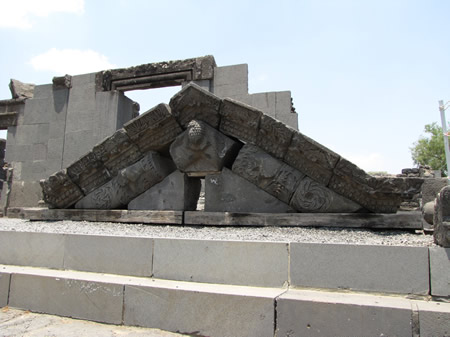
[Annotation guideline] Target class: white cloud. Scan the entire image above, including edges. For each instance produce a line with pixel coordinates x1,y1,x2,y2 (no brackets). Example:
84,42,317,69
29,48,116,75
0,0,84,29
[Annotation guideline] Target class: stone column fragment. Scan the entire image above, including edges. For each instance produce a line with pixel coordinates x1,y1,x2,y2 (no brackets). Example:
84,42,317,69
169,120,241,177
232,144,305,205
92,129,143,177
75,152,175,209
284,132,340,186
66,151,111,195
434,186,450,247
219,98,262,144
123,103,182,153
256,115,294,159
169,83,221,129
40,170,84,208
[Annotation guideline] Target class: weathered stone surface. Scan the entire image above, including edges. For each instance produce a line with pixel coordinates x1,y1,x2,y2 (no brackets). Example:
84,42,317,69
205,168,294,213
52,75,72,89
170,120,241,176
123,103,182,153
422,178,448,205
9,79,35,99
329,157,401,213
434,185,450,247
256,114,294,159
429,247,450,296
219,98,262,144
92,129,142,177
169,83,221,128
66,151,111,195
128,170,201,211
284,131,340,186
290,177,363,213
0,272,9,307
75,152,175,209
415,300,450,337
40,170,84,208
232,144,304,204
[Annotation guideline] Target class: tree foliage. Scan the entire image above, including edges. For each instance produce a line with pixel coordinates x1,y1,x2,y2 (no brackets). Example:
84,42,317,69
411,122,447,175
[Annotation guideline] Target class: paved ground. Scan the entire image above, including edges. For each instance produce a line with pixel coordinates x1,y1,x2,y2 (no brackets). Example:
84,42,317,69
0,307,189,337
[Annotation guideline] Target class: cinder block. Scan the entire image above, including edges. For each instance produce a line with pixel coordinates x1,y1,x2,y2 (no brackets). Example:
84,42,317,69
124,280,280,337
276,289,413,337
9,273,123,324
0,231,64,269
290,243,429,295
153,238,289,287
64,234,153,277
415,300,450,337
430,247,450,297
0,272,10,307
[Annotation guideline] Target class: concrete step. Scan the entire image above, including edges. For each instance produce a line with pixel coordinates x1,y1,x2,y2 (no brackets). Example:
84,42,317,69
1,265,449,337
0,230,448,297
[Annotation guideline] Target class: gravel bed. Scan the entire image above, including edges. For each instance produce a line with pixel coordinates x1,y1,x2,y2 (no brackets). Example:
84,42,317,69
0,218,435,247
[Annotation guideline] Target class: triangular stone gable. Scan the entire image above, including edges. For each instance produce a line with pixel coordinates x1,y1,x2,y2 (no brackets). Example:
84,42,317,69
41,83,422,213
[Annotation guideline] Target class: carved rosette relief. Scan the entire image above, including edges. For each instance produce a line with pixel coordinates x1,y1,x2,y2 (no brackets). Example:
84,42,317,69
290,178,332,212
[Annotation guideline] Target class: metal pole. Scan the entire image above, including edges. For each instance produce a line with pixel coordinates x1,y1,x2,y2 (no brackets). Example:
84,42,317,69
439,100,450,184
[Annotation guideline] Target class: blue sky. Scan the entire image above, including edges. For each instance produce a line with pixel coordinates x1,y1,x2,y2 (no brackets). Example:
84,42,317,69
0,0,449,174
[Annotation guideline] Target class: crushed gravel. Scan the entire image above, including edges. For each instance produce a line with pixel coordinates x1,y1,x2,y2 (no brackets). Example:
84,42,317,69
0,218,435,247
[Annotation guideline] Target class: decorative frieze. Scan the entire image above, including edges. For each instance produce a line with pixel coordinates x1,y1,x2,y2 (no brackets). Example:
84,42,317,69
256,115,294,159
40,170,84,208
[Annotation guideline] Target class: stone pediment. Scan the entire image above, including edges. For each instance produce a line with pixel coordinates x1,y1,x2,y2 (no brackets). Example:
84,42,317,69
40,83,422,213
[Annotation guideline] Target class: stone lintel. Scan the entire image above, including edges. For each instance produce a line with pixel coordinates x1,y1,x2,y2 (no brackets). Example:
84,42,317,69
256,114,294,159
169,83,221,129
40,170,84,209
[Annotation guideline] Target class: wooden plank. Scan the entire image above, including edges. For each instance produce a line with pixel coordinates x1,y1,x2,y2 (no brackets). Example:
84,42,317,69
184,211,423,229
7,208,183,225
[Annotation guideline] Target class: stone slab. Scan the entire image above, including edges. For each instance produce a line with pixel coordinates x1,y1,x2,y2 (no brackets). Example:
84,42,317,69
184,211,424,228
124,281,280,337
429,247,450,297
212,64,249,99
204,168,294,213
8,272,123,324
0,272,10,307
128,170,201,211
0,231,64,269
414,300,450,337
152,238,288,287
256,114,294,159
290,242,429,294
64,235,153,277
276,289,413,337
7,208,183,224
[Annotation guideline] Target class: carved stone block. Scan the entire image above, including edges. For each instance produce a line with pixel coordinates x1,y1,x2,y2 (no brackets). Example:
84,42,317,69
40,170,84,209
290,177,362,213
92,129,143,177
66,151,111,195
434,186,450,247
284,132,340,186
123,103,182,153
169,120,241,177
256,115,294,159
9,79,35,99
52,75,72,89
75,152,175,209
128,170,201,211
169,83,221,129
329,158,401,213
205,168,294,213
219,98,262,144
232,144,304,204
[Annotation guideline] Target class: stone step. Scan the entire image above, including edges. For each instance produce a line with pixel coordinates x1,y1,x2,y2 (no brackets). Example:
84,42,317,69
0,230,447,297
1,265,449,337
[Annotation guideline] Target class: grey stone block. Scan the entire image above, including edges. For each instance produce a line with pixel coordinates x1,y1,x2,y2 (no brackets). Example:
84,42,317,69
205,168,294,213
32,84,53,99
276,289,413,337
62,130,95,168
212,64,248,99
124,281,279,337
434,186,450,247
41,169,84,209
429,247,450,297
0,231,64,269
280,112,298,130
256,114,294,159
153,238,288,287
9,273,123,324
128,170,201,211
290,243,429,294
275,91,292,118
64,234,153,276
7,180,43,207
415,300,450,337
0,272,10,307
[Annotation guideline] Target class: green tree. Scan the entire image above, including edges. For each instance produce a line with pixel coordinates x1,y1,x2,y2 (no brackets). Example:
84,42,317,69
411,122,447,175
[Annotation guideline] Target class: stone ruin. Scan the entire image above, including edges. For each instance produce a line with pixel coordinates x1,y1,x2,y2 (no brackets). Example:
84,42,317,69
2,55,449,246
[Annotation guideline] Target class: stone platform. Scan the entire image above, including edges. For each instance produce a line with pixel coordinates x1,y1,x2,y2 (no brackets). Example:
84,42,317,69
0,223,449,337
